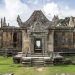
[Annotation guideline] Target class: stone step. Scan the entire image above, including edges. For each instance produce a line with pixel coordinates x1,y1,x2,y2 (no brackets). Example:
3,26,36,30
32,60,44,63
32,59,44,62
22,59,53,66
32,62,44,66
31,54,49,57
21,55,53,66
22,61,31,64
32,63,44,65
44,61,53,64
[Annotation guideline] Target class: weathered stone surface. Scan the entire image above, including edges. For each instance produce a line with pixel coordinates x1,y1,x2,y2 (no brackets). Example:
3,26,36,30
22,30,29,53
48,31,54,52
69,16,74,27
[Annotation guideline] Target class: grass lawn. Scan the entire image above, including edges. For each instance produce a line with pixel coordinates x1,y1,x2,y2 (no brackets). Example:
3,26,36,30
0,56,75,75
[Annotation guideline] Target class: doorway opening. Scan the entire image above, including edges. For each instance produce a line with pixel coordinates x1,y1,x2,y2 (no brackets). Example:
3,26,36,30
34,38,42,53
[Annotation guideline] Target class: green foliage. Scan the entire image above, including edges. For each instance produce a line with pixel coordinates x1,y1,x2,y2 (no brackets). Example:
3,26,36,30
0,56,75,75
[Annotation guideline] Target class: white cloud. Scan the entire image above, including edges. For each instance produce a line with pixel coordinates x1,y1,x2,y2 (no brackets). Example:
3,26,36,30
43,3,59,17
27,0,38,5
43,2,75,20
0,0,32,26
1,0,75,26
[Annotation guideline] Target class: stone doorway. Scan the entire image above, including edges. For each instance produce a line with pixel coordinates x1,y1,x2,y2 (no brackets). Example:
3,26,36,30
34,38,42,53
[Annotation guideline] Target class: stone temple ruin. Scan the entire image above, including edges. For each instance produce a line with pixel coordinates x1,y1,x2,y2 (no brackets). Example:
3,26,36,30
0,10,75,66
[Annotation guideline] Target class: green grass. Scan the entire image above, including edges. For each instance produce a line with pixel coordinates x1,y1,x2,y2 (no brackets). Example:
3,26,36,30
0,56,75,75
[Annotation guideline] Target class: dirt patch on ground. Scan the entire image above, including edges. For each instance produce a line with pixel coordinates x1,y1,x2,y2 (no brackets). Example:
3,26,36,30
36,67,44,72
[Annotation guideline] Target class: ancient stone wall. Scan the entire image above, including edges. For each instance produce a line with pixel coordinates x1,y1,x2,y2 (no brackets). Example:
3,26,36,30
54,31,74,51
3,31,12,48
2,30,22,49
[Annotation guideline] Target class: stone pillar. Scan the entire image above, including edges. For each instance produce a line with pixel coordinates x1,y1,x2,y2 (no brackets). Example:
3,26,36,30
42,37,45,54
8,32,12,48
22,30,29,53
29,36,34,54
44,34,48,54
0,30,2,48
48,31,54,52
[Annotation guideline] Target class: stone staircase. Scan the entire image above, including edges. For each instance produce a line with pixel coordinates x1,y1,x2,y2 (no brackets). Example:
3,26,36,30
21,53,53,66
31,57,44,66
13,52,64,66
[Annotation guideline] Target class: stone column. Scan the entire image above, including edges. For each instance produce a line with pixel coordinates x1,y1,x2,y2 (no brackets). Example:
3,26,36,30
29,35,34,54
22,30,29,53
0,30,2,48
48,31,54,52
42,37,45,54
44,33,48,54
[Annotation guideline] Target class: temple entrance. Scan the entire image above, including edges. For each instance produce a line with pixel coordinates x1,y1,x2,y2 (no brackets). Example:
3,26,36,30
34,38,42,53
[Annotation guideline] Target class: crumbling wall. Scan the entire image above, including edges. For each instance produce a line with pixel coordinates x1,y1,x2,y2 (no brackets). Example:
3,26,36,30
54,31,74,52
3,31,12,48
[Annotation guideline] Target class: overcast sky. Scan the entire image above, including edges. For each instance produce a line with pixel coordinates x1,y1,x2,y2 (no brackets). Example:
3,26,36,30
0,0,75,26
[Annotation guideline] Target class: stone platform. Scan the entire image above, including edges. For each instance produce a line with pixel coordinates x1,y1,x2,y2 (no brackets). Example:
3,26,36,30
21,56,53,66
13,52,64,66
